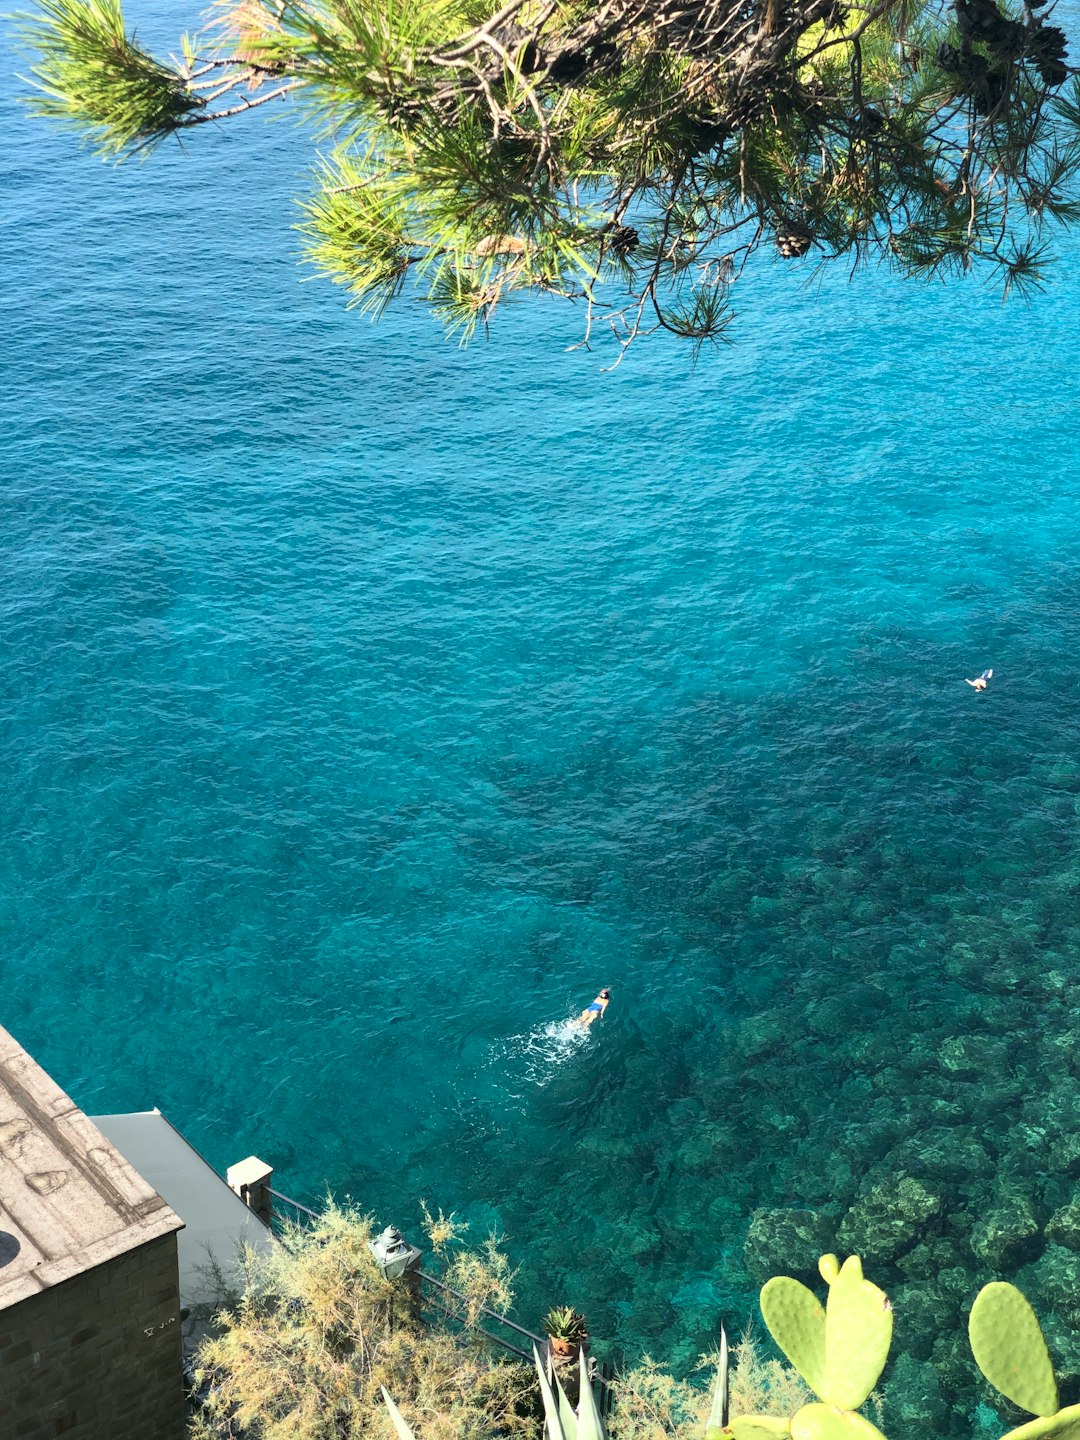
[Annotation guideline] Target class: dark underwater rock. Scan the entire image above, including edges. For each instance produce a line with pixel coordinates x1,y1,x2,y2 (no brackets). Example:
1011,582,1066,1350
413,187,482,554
1027,1244,1080,1327
938,1033,1013,1080
629,1295,679,1337
806,984,889,1038
884,1351,948,1432
922,1097,965,1126
1042,1080,1080,1140
969,1189,1043,1270
894,1235,967,1282
992,1120,1055,1177
1040,1312,1080,1408
930,1329,982,1408
838,1175,943,1264
731,1012,788,1060
886,1127,994,1185
892,1279,962,1361
743,1206,837,1284
967,1083,1027,1133
1047,1200,1080,1251
1047,1133,1080,1180
677,1121,742,1175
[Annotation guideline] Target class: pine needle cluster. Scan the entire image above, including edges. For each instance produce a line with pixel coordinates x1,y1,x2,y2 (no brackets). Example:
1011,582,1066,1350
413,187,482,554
17,0,1080,354
21,0,204,155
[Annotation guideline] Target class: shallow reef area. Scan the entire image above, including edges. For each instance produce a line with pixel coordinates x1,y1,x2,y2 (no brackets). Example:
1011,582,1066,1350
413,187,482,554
7,10,1080,1436
545,748,1080,1437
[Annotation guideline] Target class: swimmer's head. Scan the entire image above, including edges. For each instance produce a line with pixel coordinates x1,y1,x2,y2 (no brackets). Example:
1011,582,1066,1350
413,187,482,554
600,988,611,998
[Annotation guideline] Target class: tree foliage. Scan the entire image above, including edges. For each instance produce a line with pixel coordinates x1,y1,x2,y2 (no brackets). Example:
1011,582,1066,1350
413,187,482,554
187,1204,534,1440
17,0,1080,356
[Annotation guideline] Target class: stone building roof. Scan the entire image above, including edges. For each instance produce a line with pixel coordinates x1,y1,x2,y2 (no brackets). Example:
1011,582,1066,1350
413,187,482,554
91,1109,273,1310
0,1025,183,1310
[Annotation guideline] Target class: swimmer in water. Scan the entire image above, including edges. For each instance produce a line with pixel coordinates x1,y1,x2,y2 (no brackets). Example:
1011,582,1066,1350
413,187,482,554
578,988,611,1027
965,669,993,691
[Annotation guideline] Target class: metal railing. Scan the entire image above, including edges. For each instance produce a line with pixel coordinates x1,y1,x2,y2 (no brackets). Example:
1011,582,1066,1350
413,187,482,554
262,1185,614,1412
267,1187,320,1226
419,1268,545,1361
265,1188,542,1360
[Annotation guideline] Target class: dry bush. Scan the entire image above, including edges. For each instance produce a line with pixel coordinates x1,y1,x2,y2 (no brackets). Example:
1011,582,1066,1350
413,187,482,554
442,1235,515,1329
727,1329,812,1420
420,1201,468,1258
610,1356,712,1440
611,1329,811,1440
189,1202,534,1440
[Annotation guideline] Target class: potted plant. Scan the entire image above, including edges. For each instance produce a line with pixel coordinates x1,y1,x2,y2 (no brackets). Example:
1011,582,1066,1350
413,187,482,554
543,1306,589,1361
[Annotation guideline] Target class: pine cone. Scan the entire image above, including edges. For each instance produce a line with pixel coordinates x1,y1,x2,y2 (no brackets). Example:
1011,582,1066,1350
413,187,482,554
775,220,813,258
1030,24,1068,86
609,225,639,255
956,0,1006,42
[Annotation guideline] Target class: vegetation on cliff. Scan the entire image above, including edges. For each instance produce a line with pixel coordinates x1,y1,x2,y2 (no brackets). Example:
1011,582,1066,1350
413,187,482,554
18,0,1080,356
184,1198,1080,1440
187,1204,532,1440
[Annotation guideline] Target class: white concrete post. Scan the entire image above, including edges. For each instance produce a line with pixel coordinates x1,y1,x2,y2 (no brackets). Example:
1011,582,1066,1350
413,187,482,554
226,1156,274,1226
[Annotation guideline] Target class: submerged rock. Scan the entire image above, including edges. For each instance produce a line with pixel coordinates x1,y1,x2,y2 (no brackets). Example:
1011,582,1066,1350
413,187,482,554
892,1279,963,1362
838,1175,943,1264
1046,1132,1080,1179
969,1189,1043,1270
884,1351,948,1432
1046,1200,1080,1251
894,1236,968,1282
938,1033,1013,1080
1027,1244,1080,1328
743,1207,837,1285
1042,1080,1080,1140
931,1330,982,1410
1041,1311,1080,1407
886,1128,994,1185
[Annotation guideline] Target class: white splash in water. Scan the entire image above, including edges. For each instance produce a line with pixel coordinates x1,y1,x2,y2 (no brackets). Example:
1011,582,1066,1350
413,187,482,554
489,1017,591,1091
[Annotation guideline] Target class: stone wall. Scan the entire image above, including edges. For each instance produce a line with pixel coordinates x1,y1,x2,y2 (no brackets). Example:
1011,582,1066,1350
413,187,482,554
0,1232,184,1440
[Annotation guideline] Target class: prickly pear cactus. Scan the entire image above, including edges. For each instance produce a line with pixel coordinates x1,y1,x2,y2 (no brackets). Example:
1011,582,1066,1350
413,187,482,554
969,1282,1058,1418
759,1256,890,1413
1001,1406,1080,1440
760,1276,828,1397
725,1420,792,1440
822,1256,893,1409
789,1404,887,1440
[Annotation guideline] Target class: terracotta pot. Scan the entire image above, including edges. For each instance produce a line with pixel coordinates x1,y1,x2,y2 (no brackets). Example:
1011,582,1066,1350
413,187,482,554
548,1334,588,1362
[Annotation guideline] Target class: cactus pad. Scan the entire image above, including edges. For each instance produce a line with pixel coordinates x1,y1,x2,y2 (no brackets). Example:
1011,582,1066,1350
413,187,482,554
969,1282,1058,1417
723,1419,792,1439
821,1256,892,1409
760,1276,828,1396
1002,1404,1080,1440
818,1255,840,1285
790,1403,888,1440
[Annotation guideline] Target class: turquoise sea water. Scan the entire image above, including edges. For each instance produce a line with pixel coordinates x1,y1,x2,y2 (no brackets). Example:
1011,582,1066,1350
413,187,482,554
6,5,1080,1429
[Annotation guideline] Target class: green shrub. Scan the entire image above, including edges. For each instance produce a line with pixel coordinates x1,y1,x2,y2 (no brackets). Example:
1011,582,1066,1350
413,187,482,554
189,1203,534,1440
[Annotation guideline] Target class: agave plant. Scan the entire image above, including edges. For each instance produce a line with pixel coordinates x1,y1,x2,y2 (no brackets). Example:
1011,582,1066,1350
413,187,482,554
706,1324,730,1437
535,1346,608,1440
380,1345,608,1440
544,1307,589,1345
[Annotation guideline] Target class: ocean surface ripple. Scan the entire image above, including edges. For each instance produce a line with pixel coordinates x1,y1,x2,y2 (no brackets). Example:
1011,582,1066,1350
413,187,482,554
5,4,1080,1429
